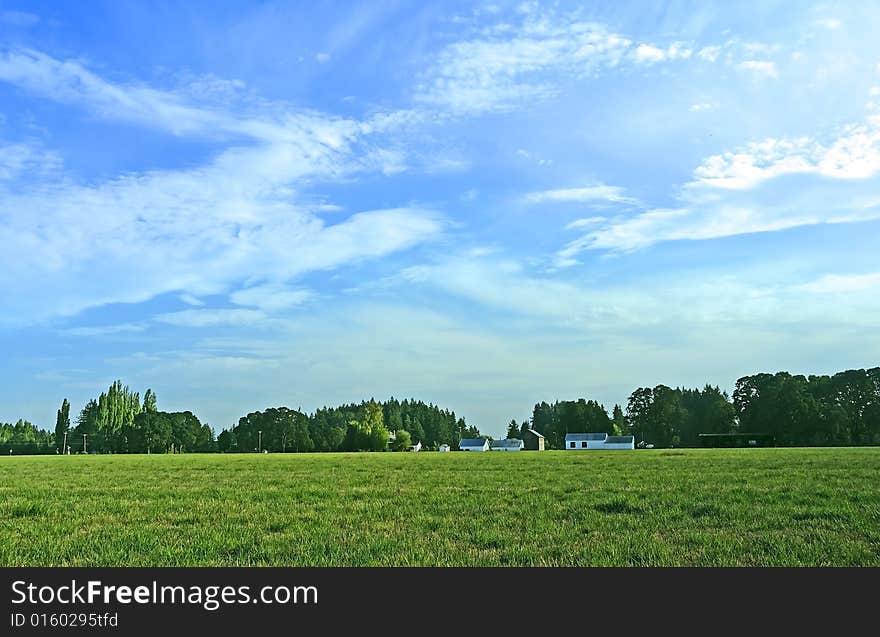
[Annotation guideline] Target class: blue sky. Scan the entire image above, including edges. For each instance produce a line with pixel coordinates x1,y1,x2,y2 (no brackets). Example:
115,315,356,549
1,1,879,437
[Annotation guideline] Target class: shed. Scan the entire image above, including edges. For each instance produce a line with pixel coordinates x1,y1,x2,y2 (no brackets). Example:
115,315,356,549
438,444,451,452
459,438,490,452
523,428,545,451
408,441,422,452
490,438,524,451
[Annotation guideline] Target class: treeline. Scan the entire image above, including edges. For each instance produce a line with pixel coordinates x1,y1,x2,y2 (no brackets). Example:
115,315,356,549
3,382,479,454
527,367,880,448
219,397,478,453
4,367,878,455
0,420,55,455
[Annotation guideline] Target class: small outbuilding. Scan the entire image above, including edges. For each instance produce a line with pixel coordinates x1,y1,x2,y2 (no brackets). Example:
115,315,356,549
490,438,524,451
438,443,451,452
459,438,490,452
602,435,635,450
408,441,422,452
523,428,545,451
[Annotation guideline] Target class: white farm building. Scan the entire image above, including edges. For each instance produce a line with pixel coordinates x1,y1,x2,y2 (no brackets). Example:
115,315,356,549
490,438,524,451
459,438,490,452
565,433,635,450
438,444,451,452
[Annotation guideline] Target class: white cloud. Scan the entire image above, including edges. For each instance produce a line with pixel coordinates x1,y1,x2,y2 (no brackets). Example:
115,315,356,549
229,284,313,311
689,101,719,112
737,60,778,78
689,125,880,190
633,44,666,64
179,294,205,307
155,309,267,328
800,272,880,293
63,323,147,337
315,52,331,63
633,42,691,65
554,108,880,257
0,140,61,180
565,216,607,230
697,46,721,62
415,11,634,113
524,184,637,206
813,18,842,30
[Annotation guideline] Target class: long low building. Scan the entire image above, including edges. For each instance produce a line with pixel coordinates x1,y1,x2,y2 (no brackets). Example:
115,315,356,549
565,433,635,450
490,438,524,451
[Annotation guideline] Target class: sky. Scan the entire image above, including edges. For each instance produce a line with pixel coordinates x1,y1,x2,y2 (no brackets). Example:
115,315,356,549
1,1,879,438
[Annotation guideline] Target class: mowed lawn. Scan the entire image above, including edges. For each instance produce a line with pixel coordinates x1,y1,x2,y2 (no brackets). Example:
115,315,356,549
1,448,878,566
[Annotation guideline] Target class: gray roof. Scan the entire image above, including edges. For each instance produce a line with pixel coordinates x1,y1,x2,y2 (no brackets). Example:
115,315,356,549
459,438,488,447
605,435,635,444
525,428,544,438
565,433,607,441
491,438,523,448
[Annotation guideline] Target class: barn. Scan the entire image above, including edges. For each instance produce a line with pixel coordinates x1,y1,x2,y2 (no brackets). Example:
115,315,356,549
523,428,545,451
459,438,490,452
565,433,635,450
490,438,524,451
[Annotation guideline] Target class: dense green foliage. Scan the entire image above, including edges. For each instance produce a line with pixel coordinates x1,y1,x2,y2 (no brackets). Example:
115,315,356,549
219,397,472,453
733,369,880,446
1,449,878,566
0,420,54,455
528,367,880,448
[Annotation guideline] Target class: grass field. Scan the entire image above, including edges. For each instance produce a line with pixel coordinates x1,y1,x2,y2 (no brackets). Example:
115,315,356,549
1,448,878,566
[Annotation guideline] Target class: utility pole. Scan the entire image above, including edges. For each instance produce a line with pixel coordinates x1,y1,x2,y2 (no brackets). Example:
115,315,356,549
258,430,262,453
82,433,87,454
62,429,69,456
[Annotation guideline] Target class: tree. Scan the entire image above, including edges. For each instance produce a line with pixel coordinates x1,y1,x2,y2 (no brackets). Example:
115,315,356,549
391,429,411,451
55,398,70,452
143,389,158,414
506,419,520,439
612,404,627,436
345,400,389,451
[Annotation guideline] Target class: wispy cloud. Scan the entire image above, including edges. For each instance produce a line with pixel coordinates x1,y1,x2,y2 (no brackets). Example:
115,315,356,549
737,60,778,79
799,272,880,293
632,42,692,65
524,184,638,206
553,100,880,257
415,9,636,114
229,284,313,311
0,50,445,324
0,10,38,27
155,309,268,328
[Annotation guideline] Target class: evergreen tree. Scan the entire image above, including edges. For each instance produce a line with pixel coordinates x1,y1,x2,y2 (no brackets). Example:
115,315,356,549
55,398,70,452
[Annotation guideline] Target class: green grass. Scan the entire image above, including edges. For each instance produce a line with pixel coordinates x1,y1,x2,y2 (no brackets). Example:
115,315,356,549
1,448,878,566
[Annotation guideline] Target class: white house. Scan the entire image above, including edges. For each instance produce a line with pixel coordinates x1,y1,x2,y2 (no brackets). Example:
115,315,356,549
408,441,422,452
438,444,451,452
490,438,524,451
459,438,490,452
565,433,635,450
